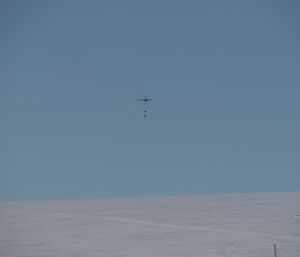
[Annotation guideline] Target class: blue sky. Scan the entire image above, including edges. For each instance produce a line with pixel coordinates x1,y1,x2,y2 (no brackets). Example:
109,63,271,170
1,0,300,201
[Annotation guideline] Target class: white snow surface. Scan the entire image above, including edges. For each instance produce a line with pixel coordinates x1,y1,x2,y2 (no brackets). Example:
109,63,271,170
0,192,299,257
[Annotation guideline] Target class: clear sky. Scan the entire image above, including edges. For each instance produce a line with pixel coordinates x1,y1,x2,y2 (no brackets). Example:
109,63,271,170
1,0,300,201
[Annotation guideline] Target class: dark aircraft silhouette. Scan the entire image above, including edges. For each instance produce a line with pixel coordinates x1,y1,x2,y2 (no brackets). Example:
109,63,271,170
138,97,153,118
138,97,153,102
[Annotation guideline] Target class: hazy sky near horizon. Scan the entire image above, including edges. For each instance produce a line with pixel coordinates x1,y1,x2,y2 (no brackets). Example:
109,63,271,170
1,0,300,201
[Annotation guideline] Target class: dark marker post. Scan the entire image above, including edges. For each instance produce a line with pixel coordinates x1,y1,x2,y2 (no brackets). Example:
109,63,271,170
273,244,277,257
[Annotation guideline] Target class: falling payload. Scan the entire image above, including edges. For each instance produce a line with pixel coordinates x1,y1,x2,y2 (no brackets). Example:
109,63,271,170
138,97,153,118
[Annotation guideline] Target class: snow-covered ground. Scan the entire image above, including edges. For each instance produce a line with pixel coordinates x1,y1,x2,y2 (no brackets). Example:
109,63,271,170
0,192,299,257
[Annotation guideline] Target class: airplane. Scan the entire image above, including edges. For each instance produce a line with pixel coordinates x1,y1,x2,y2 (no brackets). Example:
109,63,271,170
137,97,153,102
137,97,153,118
